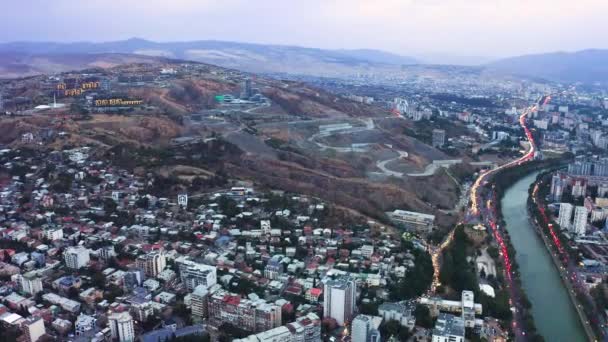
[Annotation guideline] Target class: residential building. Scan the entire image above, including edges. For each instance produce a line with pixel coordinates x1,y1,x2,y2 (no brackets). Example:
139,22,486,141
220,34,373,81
352,315,371,342
20,272,43,295
75,314,97,336
431,313,465,342
558,203,574,230
191,285,209,322
432,129,446,148
23,316,46,342
572,206,588,236
176,257,217,291
550,173,568,202
136,251,166,277
572,178,587,198
109,312,135,342
44,228,63,241
64,246,90,269
208,290,282,333
378,301,416,330
323,275,357,325
234,313,321,342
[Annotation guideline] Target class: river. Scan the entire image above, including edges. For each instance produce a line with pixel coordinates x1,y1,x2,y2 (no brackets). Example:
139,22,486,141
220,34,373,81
501,171,587,342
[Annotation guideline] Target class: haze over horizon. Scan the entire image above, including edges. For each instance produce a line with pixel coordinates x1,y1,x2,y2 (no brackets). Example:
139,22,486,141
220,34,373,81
1,0,607,60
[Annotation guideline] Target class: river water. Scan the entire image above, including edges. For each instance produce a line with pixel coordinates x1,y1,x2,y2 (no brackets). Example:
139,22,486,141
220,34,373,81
501,172,587,342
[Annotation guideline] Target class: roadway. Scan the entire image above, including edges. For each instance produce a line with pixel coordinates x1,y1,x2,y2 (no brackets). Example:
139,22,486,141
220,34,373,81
428,97,547,340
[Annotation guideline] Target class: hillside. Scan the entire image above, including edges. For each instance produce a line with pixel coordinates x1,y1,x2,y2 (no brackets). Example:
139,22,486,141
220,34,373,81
0,52,167,78
487,49,608,84
0,38,417,77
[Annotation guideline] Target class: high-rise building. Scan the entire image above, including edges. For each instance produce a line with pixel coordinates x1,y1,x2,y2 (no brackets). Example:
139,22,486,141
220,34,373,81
191,285,209,322
558,203,574,230
136,251,166,277
108,312,135,342
20,272,43,295
432,129,446,148
572,206,588,236
241,78,252,99
23,316,46,342
352,315,372,342
550,173,568,202
64,246,90,269
176,257,217,291
323,275,357,326
572,178,587,198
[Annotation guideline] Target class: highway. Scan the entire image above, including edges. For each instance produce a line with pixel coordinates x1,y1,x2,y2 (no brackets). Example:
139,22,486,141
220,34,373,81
428,97,547,340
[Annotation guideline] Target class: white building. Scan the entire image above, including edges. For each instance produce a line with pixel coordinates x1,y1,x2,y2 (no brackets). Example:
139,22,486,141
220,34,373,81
323,275,356,325
572,206,588,236
378,301,416,330
388,209,435,233
75,314,97,336
20,272,43,295
558,203,574,230
176,256,217,291
136,251,166,277
572,179,587,198
63,246,90,269
351,315,381,342
191,285,209,322
432,313,464,342
23,316,46,342
44,228,63,241
108,312,135,342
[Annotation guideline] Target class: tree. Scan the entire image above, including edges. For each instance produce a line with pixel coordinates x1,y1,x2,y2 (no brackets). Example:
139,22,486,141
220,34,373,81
414,305,433,329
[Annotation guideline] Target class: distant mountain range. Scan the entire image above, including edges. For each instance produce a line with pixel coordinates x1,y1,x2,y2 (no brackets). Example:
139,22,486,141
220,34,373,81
0,52,166,79
0,38,606,84
0,38,418,77
486,49,608,84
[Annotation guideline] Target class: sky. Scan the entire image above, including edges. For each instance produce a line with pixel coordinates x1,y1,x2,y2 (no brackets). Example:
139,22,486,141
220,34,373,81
1,0,607,58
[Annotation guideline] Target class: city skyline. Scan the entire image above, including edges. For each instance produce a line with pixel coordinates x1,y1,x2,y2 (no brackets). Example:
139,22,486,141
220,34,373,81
1,0,607,59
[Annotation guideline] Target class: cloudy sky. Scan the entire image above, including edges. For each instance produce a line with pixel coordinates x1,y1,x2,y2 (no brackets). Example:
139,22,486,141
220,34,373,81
1,0,606,58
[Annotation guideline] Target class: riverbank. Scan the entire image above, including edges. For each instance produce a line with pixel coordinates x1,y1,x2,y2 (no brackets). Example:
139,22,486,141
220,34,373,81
499,171,586,341
528,172,597,341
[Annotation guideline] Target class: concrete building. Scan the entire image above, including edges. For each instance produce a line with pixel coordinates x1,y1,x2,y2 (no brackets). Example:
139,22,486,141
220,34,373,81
23,316,46,342
419,291,482,326
323,275,356,326
234,313,321,342
572,206,588,236
64,246,90,269
176,257,217,291
352,315,381,342
20,272,43,295
432,129,446,148
191,285,209,322
558,203,574,230
44,228,63,241
75,313,97,336
550,173,568,202
388,209,435,233
109,312,135,342
572,178,587,198
431,313,465,342
378,301,416,330
208,290,282,333
136,251,166,277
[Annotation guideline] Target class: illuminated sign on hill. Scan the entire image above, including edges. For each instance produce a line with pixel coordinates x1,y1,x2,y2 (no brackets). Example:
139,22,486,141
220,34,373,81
94,98,143,107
